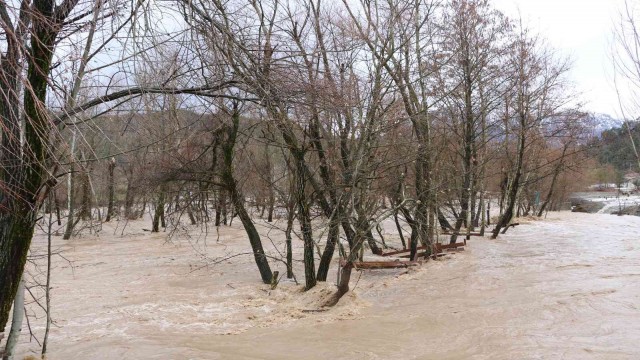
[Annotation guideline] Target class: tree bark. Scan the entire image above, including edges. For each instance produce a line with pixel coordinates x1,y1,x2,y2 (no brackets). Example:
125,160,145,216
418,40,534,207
2,276,24,360
493,120,526,238
393,209,407,249
78,158,92,221
0,0,59,332
63,130,78,240
537,144,569,217
285,202,295,279
294,153,317,290
152,191,165,232
124,178,136,220
105,157,116,222
316,218,339,281
221,109,273,284
324,262,353,307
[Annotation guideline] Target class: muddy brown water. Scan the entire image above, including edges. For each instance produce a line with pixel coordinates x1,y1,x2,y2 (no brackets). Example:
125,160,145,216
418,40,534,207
15,212,640,359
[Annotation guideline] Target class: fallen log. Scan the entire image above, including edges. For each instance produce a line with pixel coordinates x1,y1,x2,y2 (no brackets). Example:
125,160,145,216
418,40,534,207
339,259,421,269
301,309,329,313
441,231,483,237
381,245,429,257
381,240,466,260
399,251,429,259
384,242,465,258
397,243,464,259
399,251,448,259
435,242,465,252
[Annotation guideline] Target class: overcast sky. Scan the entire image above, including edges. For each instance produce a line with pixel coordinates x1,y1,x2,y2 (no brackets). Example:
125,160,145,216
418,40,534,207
492,0,627,117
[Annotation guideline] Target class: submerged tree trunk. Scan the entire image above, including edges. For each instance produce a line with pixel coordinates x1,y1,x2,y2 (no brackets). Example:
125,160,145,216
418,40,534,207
105,158,116,222
355,209,381,256
0,211,38,336
393,209,407,249
215,190,223,226
437,208,453,231
479,193,486,236
365,228,382,255
54,192,62,226
267,192,275,223
219,190,228,225
139,196,147,219
124,178,136,220
152,191,165,232
413,118,434,259
316,218,339,281
2,276,24,360
294,152,317,290
399,206,419,259
285,203,295,279
537,144,569,217
78,159,93,221
221,109,273,284
41,196,54,358
63,131,78,240
493,121,526,238
264,141,276,223
187,200,197,225
326,262,353,307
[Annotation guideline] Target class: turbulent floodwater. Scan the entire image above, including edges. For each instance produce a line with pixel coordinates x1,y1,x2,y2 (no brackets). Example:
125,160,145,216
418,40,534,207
14,212,640,359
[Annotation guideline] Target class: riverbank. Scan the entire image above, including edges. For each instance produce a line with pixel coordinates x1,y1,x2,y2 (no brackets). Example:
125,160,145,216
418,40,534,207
571,192,640,215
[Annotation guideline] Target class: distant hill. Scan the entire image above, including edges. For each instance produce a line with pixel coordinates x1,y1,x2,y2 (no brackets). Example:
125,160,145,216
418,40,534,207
587,119,640,172
584,113,622,136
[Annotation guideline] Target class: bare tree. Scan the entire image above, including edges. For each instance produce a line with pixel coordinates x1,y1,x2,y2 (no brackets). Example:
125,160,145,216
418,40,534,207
612,0,640,171
0,0,236,336
491,25,573,237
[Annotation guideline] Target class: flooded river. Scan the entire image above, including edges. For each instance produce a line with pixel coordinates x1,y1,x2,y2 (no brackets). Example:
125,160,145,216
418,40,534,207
16,212,640,359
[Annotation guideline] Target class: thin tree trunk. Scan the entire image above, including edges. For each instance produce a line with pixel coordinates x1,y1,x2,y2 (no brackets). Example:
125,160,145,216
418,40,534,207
285,203,295,279
42,193,54,358
294,153,316,290
479,192,486,236
2,276,24,360
437,208,454,231
187,202,197,225
152,191,165,233
399,206,419,260
54,191,62,226
493,126,526,238
376,224,387,249
105,157,116,222
538,144,569,217
139,196,147,219
63,130,77,240
124,178,136,220
316,219,339,281
325,262,353,307
79,173,91,220
0,16,25,335
215,191,222,226
222,109,272,284
221,191,228,225
267,191,275,223
78,158,92,221
393,209,407,249
356,211,381,255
